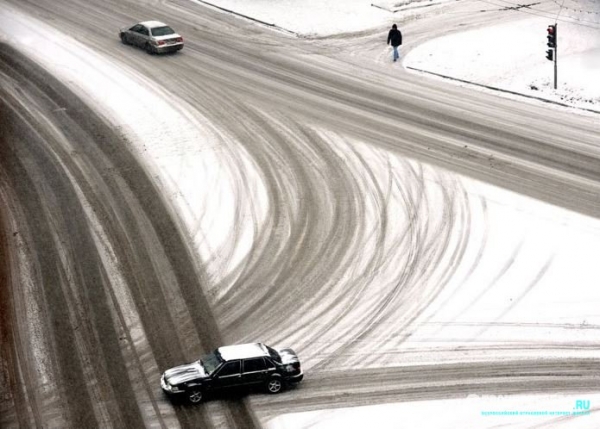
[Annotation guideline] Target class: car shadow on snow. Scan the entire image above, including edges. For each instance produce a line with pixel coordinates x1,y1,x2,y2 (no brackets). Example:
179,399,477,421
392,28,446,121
169,382,302,407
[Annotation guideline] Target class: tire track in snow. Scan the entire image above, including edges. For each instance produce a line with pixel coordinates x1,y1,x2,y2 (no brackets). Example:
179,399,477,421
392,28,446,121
0,179,42,429
463,255,555,343
315,160,472,370
211,109,365,342
0,42,257,429
3,1,600,427
253,358,600,418
0,88,101,428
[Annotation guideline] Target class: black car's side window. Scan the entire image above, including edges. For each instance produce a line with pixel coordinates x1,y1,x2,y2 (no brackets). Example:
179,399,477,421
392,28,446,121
243,358,267,374
218,361,241,377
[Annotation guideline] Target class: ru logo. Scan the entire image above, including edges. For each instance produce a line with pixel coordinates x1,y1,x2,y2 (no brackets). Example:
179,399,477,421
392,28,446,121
574,400,590,410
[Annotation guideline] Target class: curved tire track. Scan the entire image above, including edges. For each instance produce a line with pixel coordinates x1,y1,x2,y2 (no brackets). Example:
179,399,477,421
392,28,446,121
0,43,257,429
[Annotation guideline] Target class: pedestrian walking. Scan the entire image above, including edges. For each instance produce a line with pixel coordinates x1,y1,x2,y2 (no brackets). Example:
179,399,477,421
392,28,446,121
387,24,402,62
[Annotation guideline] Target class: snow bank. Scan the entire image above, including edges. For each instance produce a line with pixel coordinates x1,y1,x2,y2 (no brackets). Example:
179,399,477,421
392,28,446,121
405,11,600,111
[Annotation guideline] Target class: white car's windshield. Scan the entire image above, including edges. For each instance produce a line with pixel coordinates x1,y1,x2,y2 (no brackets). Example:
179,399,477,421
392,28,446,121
152,26,175,36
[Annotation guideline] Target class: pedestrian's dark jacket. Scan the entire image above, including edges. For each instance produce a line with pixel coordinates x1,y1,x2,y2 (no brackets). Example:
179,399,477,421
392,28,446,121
387,29,402,47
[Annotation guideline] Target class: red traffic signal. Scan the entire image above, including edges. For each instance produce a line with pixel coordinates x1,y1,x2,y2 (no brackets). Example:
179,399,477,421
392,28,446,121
547,25,556,48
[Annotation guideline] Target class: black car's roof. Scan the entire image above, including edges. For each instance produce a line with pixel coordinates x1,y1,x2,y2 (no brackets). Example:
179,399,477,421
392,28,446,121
217,343,269,361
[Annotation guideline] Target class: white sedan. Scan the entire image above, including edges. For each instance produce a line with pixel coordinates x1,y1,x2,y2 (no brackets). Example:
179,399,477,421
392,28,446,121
119,21,183,54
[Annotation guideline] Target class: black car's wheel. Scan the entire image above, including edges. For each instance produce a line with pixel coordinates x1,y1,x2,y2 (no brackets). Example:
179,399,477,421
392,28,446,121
188,390,203,404
266,376,283,394
120,33,128,45
145,43,154,54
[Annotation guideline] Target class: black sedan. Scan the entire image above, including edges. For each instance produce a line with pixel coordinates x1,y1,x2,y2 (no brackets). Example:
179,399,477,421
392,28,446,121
161,343,303,403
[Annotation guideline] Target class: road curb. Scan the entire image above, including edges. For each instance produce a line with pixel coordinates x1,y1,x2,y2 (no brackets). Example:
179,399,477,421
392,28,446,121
371,0,455,13
189,0,299,37
406,66,600,115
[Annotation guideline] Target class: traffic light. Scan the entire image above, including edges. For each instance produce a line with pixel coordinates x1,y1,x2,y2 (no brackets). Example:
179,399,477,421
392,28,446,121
547,25,556,48
545,24,558,88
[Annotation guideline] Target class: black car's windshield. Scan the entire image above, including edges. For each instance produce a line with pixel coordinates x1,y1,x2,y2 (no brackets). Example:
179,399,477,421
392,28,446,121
200,352,222,374
152,26,175,36
266,346,281,363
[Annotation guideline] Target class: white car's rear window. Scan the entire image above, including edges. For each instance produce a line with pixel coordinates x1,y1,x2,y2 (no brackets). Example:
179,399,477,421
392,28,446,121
152,26,175,36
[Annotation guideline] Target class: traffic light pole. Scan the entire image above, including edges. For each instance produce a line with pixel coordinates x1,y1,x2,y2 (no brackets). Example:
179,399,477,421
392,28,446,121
553,23,558,90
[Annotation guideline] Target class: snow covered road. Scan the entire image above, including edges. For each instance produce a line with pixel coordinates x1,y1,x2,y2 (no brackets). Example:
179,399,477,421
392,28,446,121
1,0,599,428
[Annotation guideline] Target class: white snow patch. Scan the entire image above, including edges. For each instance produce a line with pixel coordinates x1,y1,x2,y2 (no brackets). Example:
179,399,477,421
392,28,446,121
192,0,391,36
267,394,600,429
405,16,600,111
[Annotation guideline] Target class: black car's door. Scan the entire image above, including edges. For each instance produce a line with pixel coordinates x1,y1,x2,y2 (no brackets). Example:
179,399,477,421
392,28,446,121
242,357,272,385
212,360,242,390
